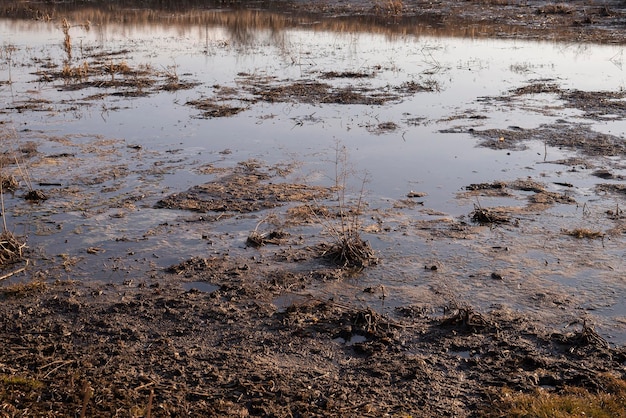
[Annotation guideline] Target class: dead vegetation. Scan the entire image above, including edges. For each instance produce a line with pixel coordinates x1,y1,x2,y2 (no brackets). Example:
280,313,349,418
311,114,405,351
502,83,626,120
470,204,511,225
564,228,604,239
472,123,626,157
245,79,397,105
34,40,196,97
2,276,624,417
186,99,246,118
155,173,331,213
490,373,626,418
536,3,573,15
314,143,378,270
0,280,45,296
0,231,27,269
246,215,289,247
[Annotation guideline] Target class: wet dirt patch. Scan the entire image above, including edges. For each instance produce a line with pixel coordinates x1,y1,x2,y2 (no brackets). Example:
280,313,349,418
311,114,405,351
244,78,397,105
596,183,626,197
470,122,626,157
460,179,576,208
32,51,199,99
155,173,331,214
181,76,437,118
507,83,626,120
1,276,624,417
319,70,374,79
186,99,247,118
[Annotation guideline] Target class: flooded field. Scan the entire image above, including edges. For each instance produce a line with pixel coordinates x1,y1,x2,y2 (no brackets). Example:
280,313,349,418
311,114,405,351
1,1,626,416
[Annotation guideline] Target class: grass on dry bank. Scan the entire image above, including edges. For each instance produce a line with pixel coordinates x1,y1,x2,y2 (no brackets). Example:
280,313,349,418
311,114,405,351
491,373,626,418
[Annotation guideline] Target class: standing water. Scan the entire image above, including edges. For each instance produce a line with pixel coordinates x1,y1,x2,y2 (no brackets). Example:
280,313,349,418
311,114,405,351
1,6,625,342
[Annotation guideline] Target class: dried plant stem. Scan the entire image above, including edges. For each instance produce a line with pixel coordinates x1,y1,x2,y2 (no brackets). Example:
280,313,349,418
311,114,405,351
0,265,27,281
14,156,33,192
80,381,93,418
0,176,6,232
146,390,154,418
313,140,377,269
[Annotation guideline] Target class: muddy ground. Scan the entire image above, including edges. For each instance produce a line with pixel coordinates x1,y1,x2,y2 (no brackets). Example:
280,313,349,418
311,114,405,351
1,1,626,417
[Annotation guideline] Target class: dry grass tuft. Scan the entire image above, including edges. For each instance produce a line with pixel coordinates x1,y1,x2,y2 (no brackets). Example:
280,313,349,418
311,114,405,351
0,230,26,267
0,280,45,297
565,228,604,239
471,204,510,224
494,373,626,418
315,142,378,270
0,174,19,192
61,18,72,61
536,3,573,15
1,375,44,390
319,236,377,270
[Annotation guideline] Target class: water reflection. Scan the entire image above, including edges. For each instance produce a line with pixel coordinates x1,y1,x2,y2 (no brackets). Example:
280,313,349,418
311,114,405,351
0,0,528,44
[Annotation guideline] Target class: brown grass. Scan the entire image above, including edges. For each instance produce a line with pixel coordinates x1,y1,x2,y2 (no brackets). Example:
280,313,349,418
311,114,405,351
493,373,626,418
62,61,89,81
537,3,573,15
0,280,45,297
565,228,604,239
62,17,72,61
0,230,26,267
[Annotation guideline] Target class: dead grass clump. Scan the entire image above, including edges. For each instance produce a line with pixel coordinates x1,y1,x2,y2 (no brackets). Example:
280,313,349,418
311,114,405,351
367,121,399,134
373,0,404,15
395,80,439,93
24,189,47,202
248,80,397,105
494,373,626,418
440,305,489,330
470,204,510,224
109,60,131,75
0,281,45,297
0,174,18,192
0,231,26,267
315,142,378,270
320,71,373,79
536,3,573,15
511,82,561,96
287,204,332,223
61,18,72,61
565,228,604,239
319,237,377,270
246,215,289,247
186,99,246,118
247,230,289,247
61,61,90,82
466,182,506,191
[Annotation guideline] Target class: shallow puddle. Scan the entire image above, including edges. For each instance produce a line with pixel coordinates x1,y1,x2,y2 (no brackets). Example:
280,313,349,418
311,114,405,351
182,281,220,293
1,7,625,343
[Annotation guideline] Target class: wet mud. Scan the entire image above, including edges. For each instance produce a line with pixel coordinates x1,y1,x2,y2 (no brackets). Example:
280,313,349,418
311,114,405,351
2,274,625,417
